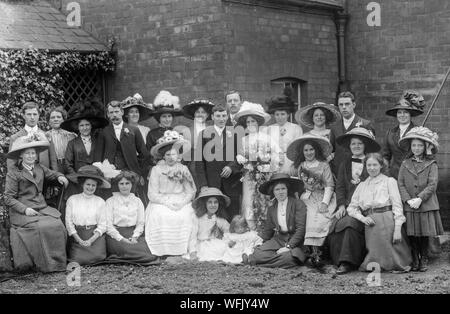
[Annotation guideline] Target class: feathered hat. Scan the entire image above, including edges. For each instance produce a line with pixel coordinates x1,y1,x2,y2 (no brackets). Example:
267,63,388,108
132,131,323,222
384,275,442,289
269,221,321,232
61,98,109,133
399,126,439,154
122,93,153,122
152,90,183,118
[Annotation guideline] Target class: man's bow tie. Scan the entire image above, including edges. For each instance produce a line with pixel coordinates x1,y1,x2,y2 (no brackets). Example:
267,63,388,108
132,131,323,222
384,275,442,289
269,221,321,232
351,158,363,163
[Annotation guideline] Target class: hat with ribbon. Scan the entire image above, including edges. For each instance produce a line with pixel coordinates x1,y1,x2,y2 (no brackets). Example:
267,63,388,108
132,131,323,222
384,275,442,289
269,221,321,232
150,129,191,159
399,126,439,155
122,93,153,122
7,133,50,159
336,127,381,153
234,101,271,127
67,164,111,189
386,90,425,117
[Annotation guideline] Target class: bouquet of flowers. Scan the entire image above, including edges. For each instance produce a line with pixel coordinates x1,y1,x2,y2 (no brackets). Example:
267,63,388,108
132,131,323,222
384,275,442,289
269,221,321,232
299,166,323,191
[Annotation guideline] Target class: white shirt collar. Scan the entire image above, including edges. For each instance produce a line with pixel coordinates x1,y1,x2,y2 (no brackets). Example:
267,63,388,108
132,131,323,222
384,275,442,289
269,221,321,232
214,125,225,135
113,121,123,129
24,125,39,133
399,123,410,137
343,114,355,124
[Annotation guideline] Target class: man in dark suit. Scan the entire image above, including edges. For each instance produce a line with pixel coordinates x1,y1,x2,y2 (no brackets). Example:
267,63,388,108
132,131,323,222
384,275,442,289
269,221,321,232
7,102,58,172
330,91,375,174
225,90,243,127
95,101,149,201
194,104,242,220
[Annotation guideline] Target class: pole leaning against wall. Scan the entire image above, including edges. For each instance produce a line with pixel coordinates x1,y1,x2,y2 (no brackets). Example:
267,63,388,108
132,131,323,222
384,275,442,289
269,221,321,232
421,66,450,126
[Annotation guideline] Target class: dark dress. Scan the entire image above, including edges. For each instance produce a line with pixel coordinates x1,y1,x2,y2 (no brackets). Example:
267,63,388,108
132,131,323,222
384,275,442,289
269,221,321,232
4,164,67,273
327,158,367,267
249,197,307,268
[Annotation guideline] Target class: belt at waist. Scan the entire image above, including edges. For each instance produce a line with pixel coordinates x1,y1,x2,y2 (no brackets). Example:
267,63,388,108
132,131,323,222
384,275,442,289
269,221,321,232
362,205,392,216
75,224,97,230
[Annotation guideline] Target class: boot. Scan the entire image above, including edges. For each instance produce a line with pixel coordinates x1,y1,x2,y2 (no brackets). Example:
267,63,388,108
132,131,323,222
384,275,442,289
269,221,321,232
410,238,420,272
418,237,429,272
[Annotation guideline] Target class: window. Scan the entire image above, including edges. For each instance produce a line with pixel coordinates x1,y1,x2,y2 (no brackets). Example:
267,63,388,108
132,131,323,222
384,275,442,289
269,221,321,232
61,71,106,111
270,77,307,110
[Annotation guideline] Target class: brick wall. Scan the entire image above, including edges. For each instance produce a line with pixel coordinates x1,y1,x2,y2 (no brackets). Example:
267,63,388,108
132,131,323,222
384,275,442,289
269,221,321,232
345,0,450,229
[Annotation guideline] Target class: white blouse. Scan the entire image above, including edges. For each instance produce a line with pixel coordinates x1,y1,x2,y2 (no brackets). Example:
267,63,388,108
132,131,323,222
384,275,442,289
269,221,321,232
347,174,406,226
197,214,230,241
65,193,107,236
105,192,145,241
137,125,151,144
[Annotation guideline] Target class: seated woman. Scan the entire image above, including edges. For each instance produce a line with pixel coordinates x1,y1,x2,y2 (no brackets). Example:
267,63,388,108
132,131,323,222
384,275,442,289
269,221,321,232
105,170,159,265
246,173,307,269
329,127,381,274
192,187,230,262
145,130,197,258
4,135,69,273
347,153,412,272
65,165,110,266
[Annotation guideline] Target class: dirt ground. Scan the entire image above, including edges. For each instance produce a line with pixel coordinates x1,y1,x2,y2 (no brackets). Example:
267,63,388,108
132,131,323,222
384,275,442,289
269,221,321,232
1,248,449,294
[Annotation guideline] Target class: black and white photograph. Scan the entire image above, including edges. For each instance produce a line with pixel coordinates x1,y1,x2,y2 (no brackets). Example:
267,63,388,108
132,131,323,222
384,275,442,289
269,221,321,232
0,0,449,299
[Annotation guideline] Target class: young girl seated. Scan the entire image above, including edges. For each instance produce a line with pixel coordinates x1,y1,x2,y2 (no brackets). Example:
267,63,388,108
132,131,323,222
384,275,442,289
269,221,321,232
105,171,159,265
221,215,263,264
192,187,230,261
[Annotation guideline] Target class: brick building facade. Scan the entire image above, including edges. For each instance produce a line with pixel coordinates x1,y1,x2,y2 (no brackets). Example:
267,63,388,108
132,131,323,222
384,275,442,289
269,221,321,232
53,0,449,228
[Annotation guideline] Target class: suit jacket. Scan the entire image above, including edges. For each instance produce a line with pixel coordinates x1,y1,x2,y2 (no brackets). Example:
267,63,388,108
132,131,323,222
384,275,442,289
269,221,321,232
95,122,149,177
194,125,242,196
330,114,375,175
64,136,99,174
4,164,63,227
398,158,439,212
7,128,58,172
260,197,307,261
335,158,369,208
381,123,415,179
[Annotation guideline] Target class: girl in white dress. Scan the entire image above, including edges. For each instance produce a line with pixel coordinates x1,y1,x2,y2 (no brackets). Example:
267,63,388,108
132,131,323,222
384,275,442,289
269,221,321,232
145,131,197,257
192,187,230,261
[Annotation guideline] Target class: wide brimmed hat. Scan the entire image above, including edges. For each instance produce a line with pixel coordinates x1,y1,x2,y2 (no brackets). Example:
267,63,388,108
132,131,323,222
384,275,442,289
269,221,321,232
192,187,231,209
385,98,424,117
234,101,271,127
150,130,191,159
67,165,111,189
296,102,341,128
266,94,297,114
336,127,381,153
152,90,183,117
259,173,303,196
61,98,109,133
182,99,215,120
7,133,50,159
122,93,153,122
286,134,333,162
398,126,439,154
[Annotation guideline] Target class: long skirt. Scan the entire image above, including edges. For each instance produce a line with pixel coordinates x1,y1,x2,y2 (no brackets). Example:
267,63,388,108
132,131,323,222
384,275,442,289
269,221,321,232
9,215,67,273
106,226,159,266
68,226,106,266
241,175,272,231
405,210,444,237
328,215,366,267
360,211,412,272
301,189,336,246
145,202,197,256
196,238,228,262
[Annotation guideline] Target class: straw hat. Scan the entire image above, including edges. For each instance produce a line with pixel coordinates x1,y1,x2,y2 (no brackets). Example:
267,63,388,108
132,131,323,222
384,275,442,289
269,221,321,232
7,133,50,159
258,173,303,196
66,165,111,189
122,93,153,122
398,126,439,154
182,99,215,120
61,98,109,133
286,134,333,162
335,127,381,153
296,102,341,128
150,130,191,159
234,101,271,127
192,187,231,209
152,90,183,117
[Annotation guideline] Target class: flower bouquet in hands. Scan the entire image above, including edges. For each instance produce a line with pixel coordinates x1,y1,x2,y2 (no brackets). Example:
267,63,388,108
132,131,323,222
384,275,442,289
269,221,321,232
299,167,324,191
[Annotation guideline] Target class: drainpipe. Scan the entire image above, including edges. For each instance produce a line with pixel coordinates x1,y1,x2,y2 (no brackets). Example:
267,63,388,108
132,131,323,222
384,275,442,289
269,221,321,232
335,10,349,95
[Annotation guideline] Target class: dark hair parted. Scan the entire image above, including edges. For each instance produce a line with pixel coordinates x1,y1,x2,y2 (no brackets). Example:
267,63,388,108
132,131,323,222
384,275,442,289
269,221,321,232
293,139,327,169
194,196,228,219
338,91,355,101
22,101,40,114
154,112,174,123
212,104,227,114
79,176,102,188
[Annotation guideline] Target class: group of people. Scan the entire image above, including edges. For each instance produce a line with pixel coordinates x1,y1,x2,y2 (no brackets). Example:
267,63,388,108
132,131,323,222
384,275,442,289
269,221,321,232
1,88,444,275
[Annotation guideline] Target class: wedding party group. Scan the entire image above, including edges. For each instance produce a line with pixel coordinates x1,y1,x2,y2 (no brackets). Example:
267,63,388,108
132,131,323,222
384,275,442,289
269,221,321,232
2,88,444,276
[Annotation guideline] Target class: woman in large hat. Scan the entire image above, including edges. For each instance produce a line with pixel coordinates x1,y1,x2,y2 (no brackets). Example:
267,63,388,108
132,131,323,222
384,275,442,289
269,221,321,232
62,99,109,175
191,187,230,261
65,165,111,266
4,134,69,273
122,93,153,144
328,127,381,274
234,101,281,231
287,133,335,267
265,89,303,174
145,90,183,156
145,130,198,258
398,126,443,272
244,173,307,268
382,90,425,178
297,101,340,162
